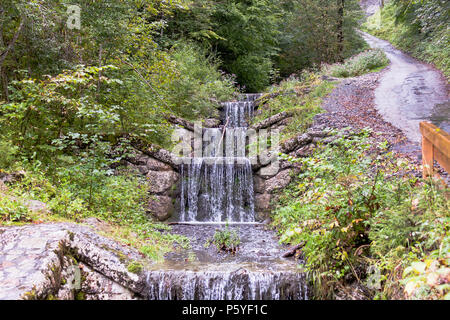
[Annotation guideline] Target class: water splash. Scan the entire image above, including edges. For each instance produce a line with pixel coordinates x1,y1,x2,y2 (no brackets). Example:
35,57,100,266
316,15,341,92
178,97,257,222
179,157,254,222
145,267,308,300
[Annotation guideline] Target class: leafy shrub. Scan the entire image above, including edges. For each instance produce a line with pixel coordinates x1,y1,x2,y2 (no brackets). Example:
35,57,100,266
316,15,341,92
0,197,32,223
206,224,241,254
326,49,389,78
273,129,449,299
167,42,236,120
0,140,19,170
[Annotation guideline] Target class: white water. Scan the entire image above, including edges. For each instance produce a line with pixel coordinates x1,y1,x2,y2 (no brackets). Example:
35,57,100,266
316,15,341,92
179,96,257,222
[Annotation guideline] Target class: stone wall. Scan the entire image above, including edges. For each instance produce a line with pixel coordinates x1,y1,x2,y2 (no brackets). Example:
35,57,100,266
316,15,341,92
0,222,149,300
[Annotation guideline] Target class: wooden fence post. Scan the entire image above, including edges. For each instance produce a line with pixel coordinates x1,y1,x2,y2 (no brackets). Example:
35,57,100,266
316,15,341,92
419,121,450,180
422,135,434,178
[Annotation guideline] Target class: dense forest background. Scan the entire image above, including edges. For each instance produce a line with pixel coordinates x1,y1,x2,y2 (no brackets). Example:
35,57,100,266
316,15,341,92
0,0,365,152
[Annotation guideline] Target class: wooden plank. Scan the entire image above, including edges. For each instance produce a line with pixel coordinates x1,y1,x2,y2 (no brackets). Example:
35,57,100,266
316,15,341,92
434,147,450,174
420,122,450,159
422,135,434,178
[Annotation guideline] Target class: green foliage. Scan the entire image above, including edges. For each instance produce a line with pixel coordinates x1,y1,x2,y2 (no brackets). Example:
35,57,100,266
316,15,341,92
363,0,450,78
167,42,236,120
0,140,19,169
275,0,367,77
272,129,449,299
0,196,32,223
206,224,241,254
326,49,389,78
252,72,336,141
127,261,144,274
161,0,365,91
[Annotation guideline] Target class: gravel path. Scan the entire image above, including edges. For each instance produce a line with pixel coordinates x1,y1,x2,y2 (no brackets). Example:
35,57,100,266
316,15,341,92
315,72,421,163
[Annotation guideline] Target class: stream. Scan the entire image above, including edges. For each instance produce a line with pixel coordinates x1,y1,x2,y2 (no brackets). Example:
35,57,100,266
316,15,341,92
145,95,308,300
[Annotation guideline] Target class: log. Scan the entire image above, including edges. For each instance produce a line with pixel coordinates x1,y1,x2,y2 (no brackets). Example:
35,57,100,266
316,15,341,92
281,133,312,154
166,115,195,131
129,138,178,169
251,111,293,130
282,242,305,258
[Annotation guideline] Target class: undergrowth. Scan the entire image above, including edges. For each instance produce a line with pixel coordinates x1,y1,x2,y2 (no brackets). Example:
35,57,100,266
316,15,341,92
252,72,336,142
272,129,449,300
0,140,189,261
325,49,389,78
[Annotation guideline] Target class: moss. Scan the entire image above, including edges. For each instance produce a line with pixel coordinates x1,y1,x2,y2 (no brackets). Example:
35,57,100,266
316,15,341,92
75,291,86,300
22,288,38,300
127,261,143,274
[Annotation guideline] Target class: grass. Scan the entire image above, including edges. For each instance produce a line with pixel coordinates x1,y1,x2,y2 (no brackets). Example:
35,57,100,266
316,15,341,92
325,49,389,78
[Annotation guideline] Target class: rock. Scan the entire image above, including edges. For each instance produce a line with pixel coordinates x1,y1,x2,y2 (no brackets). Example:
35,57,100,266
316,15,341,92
80,264,138,300
146,157,172,171
256,160,280,179
281,133,312,154
203,118,221,128
147,195,174,221
0,171,25,184
22,200,48,213
146,170,179,194
0,223,148,300
255,193,271,211
265,170,292,193
81,217,113,233
290,143,316,158
253,176,266,194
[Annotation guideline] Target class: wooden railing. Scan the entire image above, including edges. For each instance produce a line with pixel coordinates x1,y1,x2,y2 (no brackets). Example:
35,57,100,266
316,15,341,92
419,121,450,178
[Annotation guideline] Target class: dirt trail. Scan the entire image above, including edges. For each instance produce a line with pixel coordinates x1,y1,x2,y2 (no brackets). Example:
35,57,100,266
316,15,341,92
361,31,449,144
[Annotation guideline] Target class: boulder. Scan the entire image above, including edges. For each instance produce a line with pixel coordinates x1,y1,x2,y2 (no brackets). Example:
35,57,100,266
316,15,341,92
147,195,174,221
0,223,148,300
146,170,179,194
146,157,172,171
255,193,271,211
265,170,292,193
256,161,280,179
203,118,221,128
253,176,266,194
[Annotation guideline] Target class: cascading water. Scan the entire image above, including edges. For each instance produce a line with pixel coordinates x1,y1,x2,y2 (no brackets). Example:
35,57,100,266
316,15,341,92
178,95,257,222
146,267,308,300
145,94,309,300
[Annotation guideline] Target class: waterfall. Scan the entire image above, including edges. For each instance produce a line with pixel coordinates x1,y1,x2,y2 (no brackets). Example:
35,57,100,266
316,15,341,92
179,95,257,222
145,268,308,300
149,94,309,301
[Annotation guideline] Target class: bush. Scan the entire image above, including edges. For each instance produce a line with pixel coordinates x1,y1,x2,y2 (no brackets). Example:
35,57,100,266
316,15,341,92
168,42,236,120
0,197,32,223
326,49,389,78
272,129,449,299
206,224,241,254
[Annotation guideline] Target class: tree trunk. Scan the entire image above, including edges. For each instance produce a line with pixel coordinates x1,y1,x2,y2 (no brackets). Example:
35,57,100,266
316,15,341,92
0,18,24,70
337,0,345,62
